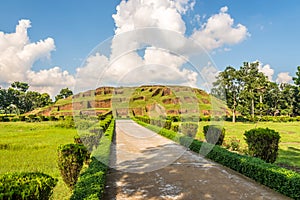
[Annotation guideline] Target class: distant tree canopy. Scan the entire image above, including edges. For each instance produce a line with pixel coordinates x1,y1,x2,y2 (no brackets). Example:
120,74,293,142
55,88,73,102
0,82,54,114
212,62,300,121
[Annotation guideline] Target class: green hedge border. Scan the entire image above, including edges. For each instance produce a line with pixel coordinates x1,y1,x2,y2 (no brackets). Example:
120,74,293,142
133,118,300,199
70,119,115,200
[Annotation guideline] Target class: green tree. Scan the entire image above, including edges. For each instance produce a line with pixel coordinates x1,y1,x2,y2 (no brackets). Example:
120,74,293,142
212,66,240,122
292,66,300,85
264,82,281,116
11,81,29,93
279,83,295,116
37,93,52,108
55,88,73,102
0,82,52,114
239,62,269,119
292,66,300,116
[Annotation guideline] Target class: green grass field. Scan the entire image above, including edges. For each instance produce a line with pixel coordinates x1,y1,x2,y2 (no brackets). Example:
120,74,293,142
195,121,300,169
0,122,77,200
0,120,299,199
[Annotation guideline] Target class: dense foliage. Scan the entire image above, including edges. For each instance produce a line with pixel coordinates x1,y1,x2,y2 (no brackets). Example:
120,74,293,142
244,128,280,163
203,125,225,145
0,82,75,115
212,62,300,121
57,144,88,189
55,87,73,102
78,114,113,151
134,119,300,199
0,172,57,200
0,82,52,114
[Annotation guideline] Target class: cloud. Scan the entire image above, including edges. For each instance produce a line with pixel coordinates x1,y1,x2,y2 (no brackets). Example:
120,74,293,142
1,2,250,98
258,63,274,81
112,0,194,34
27,67,75,96
220,6,228,13
276,72,292,84
76,2,248,92
0,19,75,97
199,63,219,90
191,6,249,51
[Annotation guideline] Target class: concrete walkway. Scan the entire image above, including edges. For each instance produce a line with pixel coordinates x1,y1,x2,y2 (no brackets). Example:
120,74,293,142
103,120,290,200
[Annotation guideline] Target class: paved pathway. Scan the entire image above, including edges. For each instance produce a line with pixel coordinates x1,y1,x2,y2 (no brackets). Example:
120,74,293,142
103,120,290,200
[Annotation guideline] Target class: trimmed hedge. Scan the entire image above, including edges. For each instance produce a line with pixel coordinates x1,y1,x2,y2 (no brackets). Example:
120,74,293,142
78,114,113,152
244,128,280,163
71,119,115,199
135,116,172,130
180,123,198,137
133,118,300,199
203,125,225,145
135,116,198,137
57,144,88,189
0,172,58,200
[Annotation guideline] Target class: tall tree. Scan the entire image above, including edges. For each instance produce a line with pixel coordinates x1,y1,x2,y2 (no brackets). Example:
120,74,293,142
279,83,295,116
212,66,240,122
239,62,269,119
264,82,281,116
293,66,300,85
11,81,29,93
292,66,300,115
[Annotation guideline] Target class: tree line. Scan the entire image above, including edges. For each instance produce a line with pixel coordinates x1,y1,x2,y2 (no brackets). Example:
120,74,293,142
212,62,300,122
0,81,73,115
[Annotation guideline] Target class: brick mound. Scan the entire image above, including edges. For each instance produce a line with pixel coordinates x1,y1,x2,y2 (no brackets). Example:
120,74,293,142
29,85,229,117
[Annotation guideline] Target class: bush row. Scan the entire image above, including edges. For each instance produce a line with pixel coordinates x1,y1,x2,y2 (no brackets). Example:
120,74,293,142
78,114,113,152
2,114,300,123
134,116,172,130
0,115,63,122
71,119,115,200
165,115,300,123
0,172,57,200
0,112,114,123
133,119,300,199
134,116,199,137
258,115,300,122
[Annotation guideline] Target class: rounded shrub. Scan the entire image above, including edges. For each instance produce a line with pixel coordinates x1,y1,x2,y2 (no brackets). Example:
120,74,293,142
0,172,57,200
203,125,225,145
180,123,198,137
57,144,88,189
244,128,280,163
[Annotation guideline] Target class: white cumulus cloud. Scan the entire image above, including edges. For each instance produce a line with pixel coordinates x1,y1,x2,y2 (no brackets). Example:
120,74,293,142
112,0,193,34
258,63,274,81
191,6,249,51
1,2,250,97
76,1,248,92
276,72,292,84
0,19,75,97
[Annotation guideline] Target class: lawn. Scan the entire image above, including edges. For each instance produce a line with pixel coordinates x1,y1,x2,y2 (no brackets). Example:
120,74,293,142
195,121,300,169
0,122,77,200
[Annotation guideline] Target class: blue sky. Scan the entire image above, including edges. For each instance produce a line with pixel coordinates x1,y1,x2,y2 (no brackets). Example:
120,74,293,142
0,0,299,95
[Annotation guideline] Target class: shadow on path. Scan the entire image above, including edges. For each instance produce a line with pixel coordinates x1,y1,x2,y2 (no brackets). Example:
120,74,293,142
103,120,290,200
